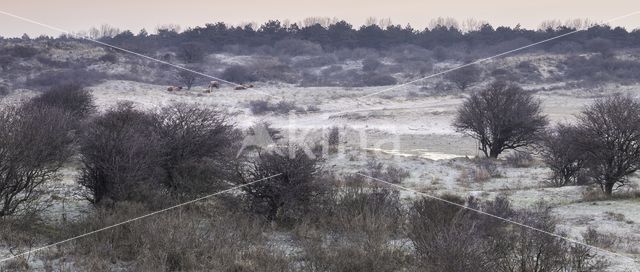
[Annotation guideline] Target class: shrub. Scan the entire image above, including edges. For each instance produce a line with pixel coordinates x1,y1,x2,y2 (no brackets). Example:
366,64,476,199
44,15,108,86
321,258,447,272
220,65,257,83
248,100,271,115
0,105,74,217
453,81,548,158
61,203,288,271
541,124,588,186
445,64,482,90
27,84,96,120
10,45,39,58
362,57,382,72
248,99,298,115
361,73,397,86
562,55,640,85
408,196,608,271
176,69,198,90
504,151,535,168
235,146,323,223
154,103,238,196
298,183,409,271
98,53,118,63
360,160,410,184
28,69,107,88
409,194,491,271
78,103,166,205
0,85,8,96
274,39,323,56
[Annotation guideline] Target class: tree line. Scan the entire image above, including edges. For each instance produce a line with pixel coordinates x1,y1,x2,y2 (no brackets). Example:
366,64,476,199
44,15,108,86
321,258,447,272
7,20,640,54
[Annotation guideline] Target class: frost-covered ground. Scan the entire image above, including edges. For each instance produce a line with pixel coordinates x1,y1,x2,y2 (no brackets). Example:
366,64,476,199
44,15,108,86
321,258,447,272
3,77,640,271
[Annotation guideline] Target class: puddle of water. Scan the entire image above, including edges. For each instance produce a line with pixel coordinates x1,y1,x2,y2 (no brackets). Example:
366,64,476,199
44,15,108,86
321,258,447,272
364,148,466,160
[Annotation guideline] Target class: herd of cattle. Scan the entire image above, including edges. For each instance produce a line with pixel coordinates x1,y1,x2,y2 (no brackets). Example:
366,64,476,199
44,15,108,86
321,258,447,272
166,81,255,93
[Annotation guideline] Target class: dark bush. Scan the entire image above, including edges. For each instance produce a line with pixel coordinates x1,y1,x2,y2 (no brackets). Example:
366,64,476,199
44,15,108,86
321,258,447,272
274,39,323,56
292,54,338,68
98,53,118,63
248,100,271,115
361,73,397,86
28,69,107,88
220,65,257,83
360,160,410,184
28,84,96,120
78,103,166,205
10,45,39,59
248,99,298,115
177,42,205,63
562,55,640,85
504,151,534,168
541,124,588,186
362,57,382,72
155,103,238,196
445,64,482,90
235,146,323,223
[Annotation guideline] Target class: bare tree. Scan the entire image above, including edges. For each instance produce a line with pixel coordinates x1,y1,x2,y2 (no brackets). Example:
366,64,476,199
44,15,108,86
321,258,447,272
0,105,74,217
177,69,198,90
445,64,482,90
453,81,548,158
575,95,640,195
541,124,587,186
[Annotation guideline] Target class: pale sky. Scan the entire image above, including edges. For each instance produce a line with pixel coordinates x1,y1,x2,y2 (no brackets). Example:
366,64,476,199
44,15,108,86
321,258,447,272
1,0,640,37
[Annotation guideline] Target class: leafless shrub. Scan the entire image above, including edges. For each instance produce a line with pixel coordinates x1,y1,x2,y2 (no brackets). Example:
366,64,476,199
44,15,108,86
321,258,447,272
409,194,491,272
297,181,410,271
583,227,619,249
361,159,410,184
77,103,166,205
409,196,608,272
0,105,74,217
541,124,588,186
27,84,96,120
454,81,548,158
504,151,535,168
234,146,324,224
574,95,640,195
155,103,238,197
445,64,482,90
248,99,299,115
176,68,199,90
59,202,289,271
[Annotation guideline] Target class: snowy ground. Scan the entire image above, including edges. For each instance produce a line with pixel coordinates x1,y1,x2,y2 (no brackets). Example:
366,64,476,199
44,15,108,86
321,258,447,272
3,79,640,271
